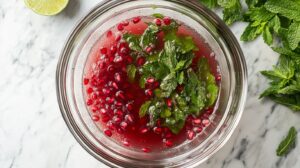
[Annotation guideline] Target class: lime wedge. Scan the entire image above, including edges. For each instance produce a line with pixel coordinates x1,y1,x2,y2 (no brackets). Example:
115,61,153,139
24,0,69,16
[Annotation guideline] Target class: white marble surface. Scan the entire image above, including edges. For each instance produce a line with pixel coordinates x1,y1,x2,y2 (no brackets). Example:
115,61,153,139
1,1,300,168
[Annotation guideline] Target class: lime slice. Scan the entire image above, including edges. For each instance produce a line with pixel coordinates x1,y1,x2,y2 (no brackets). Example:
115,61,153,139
24,0,69,16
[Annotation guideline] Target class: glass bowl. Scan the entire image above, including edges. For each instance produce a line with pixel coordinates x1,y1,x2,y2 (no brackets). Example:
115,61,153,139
56,0,247,167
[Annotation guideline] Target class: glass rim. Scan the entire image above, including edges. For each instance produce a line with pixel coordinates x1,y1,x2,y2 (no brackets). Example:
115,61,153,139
56,0,248,167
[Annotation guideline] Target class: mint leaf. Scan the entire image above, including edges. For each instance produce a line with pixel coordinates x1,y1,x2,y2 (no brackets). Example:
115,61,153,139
276,127,297,156
268,15,281,34
126,64,137,82
160,73,178,97
263,26,273,45
271,94,300,111
265,0,300,22
139,101,151,118
241,24,264,41
162,41,178,70
220,0,243,25
140,24,159,49
123,33,142,52
286,21,300,50
261,56,295,81
197,58,219,106
152,13,164,19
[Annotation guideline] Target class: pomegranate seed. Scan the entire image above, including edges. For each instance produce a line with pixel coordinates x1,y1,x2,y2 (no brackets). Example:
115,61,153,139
145,89,153,97
116,35,121,42
113,116,122,124
140,127,149,134
114,109,124,117
100,47,108,54
112,82,119,89
110,45,117,55
136,57,146,66
119,47,129,55
91,106,99,113
86,99,93,106
154,81,160,88
132,17,141,24
154,19,162,26
83,78,89,85
114,73,122,82
91,93,98,100
92,115,100,121
106,97,115,104
100,108,107,114
123,140,130,146
102,115,110,122
205,108,214,115
107,65,115,73
145,46,153,53
114,56,123,63
107,30,112,37
125,56,133,64
116,90,125,100
164,139,173,147
86,87,93,94
216,75,221,81
142,147,151,153
104,129,112,137
193,127,203,133
107,121,116,130
103,88,111,95
115,101,123,107
126,102,133,111
166,98,172,107
202,119,210,127
146,77,155,84
120,121,128,130
187,130,195,140
122,21,129,26
163,17,171,25
193,119,201,125
117,23,124,31
125,114,134,123
153,127,162,134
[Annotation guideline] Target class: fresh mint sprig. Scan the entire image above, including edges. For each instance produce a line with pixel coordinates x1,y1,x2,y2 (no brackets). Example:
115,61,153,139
123,18,219,134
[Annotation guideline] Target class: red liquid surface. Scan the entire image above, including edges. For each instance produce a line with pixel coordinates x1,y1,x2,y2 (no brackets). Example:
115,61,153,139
83,17,220,152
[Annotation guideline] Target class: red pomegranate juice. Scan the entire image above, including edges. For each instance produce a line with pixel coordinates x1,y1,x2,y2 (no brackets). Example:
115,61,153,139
83,15,220,152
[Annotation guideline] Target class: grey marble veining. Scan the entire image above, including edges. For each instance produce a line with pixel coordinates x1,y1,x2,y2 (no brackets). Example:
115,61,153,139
0,1,299,168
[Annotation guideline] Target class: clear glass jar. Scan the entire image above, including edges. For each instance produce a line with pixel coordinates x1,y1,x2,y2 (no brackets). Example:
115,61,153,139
56,0,248,167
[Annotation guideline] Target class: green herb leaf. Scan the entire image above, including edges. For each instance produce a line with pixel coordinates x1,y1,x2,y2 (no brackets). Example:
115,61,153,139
139,101,151,118
126,64,137,82
152,13,164,19
140,23,160,49
276,127,297,156
286,21,300,50
160,73,178,97
220,0,243,25
265,0,300,22
197,58,219,106
241,24,264,41
263,26,273,45
123,33,142,52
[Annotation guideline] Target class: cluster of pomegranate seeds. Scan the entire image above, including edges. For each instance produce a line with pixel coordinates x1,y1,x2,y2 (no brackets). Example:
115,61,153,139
83,16,218,153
